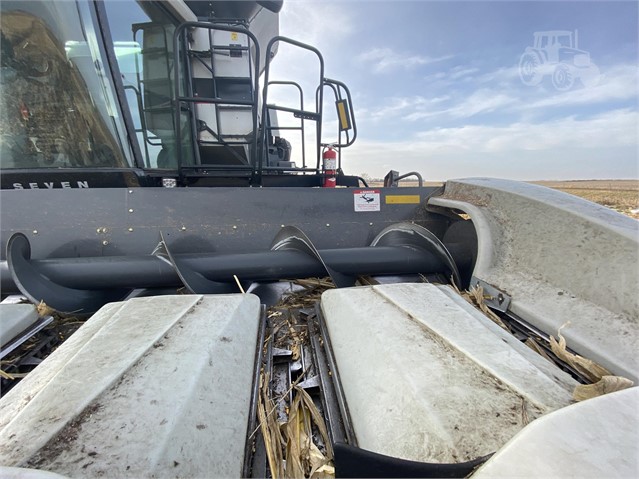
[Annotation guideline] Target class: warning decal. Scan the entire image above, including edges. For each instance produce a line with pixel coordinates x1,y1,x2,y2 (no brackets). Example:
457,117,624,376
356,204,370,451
354,189,381,212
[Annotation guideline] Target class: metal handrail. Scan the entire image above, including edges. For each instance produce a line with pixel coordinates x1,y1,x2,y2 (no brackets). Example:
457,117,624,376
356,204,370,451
266,81,307,168
261,36,325,177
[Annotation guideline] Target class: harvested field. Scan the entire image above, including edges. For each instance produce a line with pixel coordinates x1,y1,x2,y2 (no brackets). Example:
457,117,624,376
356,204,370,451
531,180,639,219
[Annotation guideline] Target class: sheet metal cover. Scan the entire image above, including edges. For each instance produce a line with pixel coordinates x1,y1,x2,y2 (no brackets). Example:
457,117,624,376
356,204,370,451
0,294,261,477
321,283,576,464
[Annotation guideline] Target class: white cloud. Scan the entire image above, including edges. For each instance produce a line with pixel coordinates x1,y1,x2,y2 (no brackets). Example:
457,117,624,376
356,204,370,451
522,63,638,109
414,109,637,151
358,61,638,125
474,66,522,85
361,95,451,122
357,48,452,73
449,66,480,80
266,2,360,112
341,109,638,179
278,1,355,49
359,89,519,123
406,89,519,121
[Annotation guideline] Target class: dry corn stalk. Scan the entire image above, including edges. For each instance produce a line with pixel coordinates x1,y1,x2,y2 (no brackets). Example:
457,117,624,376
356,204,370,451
284,386,334,479
297,387,333,460
468,285,509,330
452,284,509,331
524,338,553,362
550,322,634,400
293,278,335,290
258,372,285,478
284,391,307,478
36,300,55,318
573,376,634,401
311,464,336,479
549,322,612,383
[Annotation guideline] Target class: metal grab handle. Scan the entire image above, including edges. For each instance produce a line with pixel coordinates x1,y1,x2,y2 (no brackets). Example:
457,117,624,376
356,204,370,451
322,77,357,148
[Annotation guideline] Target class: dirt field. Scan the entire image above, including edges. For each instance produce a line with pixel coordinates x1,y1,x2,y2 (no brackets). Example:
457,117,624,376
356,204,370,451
369,179,639,219
532,180,639,219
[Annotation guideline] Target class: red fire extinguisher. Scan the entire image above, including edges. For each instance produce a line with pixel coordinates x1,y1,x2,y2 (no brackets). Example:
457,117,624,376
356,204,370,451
322,147,337,188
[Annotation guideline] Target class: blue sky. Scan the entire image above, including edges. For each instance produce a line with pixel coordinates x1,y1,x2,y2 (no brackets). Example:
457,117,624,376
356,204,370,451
268,0,638,180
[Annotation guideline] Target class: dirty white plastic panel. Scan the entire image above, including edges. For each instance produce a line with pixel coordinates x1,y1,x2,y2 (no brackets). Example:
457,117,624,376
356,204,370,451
429,178,639,382
0,467,68,479
0,304,39,347
321,283,577,463
0,294,261,478
472,387,639,478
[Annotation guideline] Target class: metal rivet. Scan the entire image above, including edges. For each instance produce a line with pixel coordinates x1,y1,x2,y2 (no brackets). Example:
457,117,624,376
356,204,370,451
128,208,134,213
32,230,38,235
102,240,109,246
326,223,330,227
233,225,237,230
369,222,373,226
96,228,101,233
128,190,133,194
281,224,285,228
181,226,186,231
128,227,134,232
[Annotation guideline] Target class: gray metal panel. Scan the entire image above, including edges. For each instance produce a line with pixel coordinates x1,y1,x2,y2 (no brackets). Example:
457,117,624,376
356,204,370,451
0,187,445,260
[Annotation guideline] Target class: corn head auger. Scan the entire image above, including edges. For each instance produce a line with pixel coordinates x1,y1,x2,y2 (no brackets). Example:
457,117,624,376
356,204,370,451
4,222,468,314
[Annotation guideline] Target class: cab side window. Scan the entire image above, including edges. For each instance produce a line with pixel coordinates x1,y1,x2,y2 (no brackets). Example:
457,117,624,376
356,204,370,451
104,1,191,169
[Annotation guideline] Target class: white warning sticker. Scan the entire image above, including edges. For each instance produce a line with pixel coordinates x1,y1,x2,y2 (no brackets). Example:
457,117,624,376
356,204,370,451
354,189,381,212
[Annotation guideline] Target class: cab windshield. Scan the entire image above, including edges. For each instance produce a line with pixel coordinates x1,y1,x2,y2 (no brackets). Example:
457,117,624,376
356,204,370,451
0,0,131,169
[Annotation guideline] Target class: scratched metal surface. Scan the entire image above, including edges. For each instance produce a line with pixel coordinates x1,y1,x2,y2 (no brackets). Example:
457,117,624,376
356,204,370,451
0,187,447,260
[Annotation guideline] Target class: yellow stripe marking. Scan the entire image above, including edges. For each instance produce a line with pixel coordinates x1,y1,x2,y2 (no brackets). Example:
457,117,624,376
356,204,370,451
385,195,421,204
337,102,349,130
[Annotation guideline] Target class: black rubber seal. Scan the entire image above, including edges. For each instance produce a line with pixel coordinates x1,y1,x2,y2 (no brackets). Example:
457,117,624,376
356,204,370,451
334,442,491,478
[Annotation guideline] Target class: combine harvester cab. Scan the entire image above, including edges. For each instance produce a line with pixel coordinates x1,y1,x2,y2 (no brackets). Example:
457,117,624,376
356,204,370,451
0,1,637,477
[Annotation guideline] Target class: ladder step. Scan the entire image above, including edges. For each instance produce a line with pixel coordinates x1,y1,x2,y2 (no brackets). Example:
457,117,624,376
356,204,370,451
266,104,320,121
